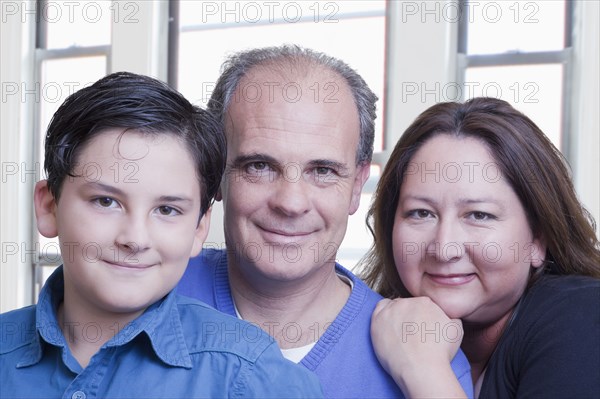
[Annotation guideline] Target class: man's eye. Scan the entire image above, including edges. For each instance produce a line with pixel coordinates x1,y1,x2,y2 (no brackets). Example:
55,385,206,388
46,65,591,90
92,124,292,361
315,167,333,176
247,162,269,173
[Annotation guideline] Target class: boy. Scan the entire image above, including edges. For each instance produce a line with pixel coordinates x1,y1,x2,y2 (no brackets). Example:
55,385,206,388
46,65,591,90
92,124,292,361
0,72,322,398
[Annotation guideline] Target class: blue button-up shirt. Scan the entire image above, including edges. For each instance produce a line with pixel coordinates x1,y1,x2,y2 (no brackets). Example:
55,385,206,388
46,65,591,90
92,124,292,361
0,268,322,398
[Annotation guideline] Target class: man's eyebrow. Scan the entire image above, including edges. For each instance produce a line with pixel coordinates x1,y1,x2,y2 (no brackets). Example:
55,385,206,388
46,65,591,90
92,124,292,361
230,153,279,168
307,159,349,175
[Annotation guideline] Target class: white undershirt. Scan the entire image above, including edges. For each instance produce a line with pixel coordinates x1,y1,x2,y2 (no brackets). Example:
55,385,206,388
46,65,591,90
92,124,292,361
233,273,353,363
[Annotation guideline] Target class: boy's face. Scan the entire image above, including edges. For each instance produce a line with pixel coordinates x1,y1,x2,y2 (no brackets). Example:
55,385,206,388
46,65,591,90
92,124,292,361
35,129,209,322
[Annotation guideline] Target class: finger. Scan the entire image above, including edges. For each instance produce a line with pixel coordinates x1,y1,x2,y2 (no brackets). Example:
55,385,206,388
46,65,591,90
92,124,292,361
372,298,392,317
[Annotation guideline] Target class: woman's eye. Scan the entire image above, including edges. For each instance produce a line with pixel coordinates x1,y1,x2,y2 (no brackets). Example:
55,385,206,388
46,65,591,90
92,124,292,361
470,211,494,221
407,209,433,219
416,209,431,218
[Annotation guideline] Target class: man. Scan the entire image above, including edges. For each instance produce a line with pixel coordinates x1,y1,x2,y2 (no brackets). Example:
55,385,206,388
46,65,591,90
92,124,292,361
178,45,473,398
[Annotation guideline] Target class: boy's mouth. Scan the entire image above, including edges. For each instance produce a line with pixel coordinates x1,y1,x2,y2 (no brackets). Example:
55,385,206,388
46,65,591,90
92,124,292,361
104,260,155,269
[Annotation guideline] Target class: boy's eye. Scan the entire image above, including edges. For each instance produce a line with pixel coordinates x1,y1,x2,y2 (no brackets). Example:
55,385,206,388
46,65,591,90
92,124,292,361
94,197,117,208
157,206,180,216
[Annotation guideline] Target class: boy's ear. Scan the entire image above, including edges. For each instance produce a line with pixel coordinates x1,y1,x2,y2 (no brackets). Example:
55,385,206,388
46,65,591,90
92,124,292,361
34,180,59,238
190,207,211,257
215,187,222,202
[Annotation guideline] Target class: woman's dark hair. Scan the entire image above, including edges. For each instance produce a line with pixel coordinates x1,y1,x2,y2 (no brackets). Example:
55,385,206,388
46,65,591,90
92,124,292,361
361,97,600,298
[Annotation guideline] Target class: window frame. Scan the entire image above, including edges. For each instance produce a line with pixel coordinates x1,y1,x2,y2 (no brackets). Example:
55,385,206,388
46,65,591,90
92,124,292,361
456,0,574,158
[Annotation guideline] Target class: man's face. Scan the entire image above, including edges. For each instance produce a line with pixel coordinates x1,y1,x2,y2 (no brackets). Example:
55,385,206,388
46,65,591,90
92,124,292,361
220,67,370,287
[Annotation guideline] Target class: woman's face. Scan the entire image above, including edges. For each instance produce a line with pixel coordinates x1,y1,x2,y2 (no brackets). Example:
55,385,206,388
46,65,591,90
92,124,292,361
392,134,545,327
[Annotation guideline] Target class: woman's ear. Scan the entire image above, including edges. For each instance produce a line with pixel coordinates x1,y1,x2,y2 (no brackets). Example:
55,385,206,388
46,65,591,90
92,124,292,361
34,180,59,238
530,236,547,268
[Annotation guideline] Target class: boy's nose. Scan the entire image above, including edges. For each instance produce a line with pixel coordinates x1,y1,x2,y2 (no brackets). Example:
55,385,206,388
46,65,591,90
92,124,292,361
115,215,152,253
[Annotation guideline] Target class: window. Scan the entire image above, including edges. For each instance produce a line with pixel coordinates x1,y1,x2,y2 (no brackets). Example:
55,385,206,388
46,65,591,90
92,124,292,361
457,0,572,151
33,0,111,298
2,0,595,311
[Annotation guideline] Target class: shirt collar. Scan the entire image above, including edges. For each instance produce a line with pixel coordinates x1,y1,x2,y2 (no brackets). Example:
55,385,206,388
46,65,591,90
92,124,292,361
15,266,65,368
106,287,193,368
26,266,192,369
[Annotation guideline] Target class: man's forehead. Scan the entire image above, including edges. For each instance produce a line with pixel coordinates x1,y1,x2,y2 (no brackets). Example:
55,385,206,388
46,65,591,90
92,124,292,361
233,64,352,103
241,61,338,84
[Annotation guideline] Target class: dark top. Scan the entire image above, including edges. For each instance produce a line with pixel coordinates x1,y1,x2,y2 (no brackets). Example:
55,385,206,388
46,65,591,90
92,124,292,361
480,274,600,398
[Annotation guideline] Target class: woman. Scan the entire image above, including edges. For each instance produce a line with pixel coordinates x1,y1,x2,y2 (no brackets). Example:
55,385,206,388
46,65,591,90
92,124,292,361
361,97,600,398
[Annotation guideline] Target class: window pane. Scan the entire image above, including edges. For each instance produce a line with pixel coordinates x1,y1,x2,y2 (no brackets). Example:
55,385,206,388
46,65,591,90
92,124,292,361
43,0,111,48
37,56,107,264
466,0,566,55
464,64,563,148
178,3,386,152
180,0,386,26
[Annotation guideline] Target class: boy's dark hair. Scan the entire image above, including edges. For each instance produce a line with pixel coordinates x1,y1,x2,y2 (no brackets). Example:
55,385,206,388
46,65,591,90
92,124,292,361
44,71,225,216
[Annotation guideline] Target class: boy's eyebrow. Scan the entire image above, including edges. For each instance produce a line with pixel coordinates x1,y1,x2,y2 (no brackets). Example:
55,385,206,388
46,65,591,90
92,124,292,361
83,182,193,203
83,181,125,196
157,195,194,204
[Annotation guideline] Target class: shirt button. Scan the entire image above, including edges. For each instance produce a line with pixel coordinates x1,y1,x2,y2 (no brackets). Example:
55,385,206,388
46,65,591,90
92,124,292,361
72,391,86,399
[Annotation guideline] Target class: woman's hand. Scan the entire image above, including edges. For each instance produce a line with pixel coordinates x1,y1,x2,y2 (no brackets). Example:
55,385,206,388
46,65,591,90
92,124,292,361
371,297,468,398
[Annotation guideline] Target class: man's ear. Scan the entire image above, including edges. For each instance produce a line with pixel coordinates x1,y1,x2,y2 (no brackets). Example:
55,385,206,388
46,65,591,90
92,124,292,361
34,180,58,238
190,207,211,257
349,163,370,215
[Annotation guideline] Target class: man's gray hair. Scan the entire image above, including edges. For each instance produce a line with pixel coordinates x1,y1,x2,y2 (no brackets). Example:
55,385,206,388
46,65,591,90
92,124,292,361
207,44,378,165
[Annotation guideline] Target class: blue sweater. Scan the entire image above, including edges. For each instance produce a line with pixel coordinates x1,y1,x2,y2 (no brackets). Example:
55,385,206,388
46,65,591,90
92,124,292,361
177,248,474,398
